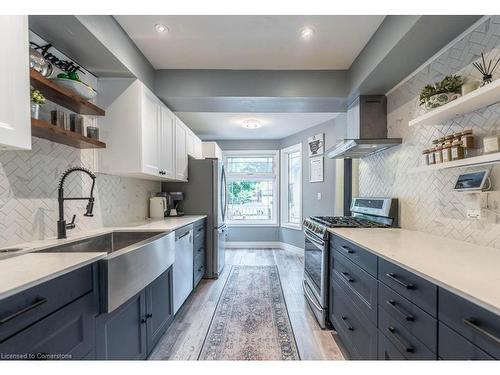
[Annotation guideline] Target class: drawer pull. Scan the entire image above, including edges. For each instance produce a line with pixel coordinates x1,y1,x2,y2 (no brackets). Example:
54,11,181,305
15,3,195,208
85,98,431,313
340,245,354,254
463,318,500,345
386,273,415,290
198,266,204,272
340,271,355,283
341,316,354,331
0,297,48,325
386,300,415,322
387,326,415,353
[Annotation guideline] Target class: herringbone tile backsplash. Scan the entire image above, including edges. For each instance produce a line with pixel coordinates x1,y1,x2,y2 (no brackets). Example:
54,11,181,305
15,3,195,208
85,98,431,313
0,137,159,247
360,16,500,248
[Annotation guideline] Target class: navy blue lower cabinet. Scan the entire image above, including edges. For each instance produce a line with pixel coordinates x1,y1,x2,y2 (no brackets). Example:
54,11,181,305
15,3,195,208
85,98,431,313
95,266,174,359
0,293,97,360
439,288,500,359
378,331,406,360
146,267,174,351
95,290,148,360
438,322,494,360
331,279,377,360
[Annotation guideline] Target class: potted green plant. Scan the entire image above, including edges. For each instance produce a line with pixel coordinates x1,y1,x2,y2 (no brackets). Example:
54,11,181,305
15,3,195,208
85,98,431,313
419,75,464,110
30,87,45,119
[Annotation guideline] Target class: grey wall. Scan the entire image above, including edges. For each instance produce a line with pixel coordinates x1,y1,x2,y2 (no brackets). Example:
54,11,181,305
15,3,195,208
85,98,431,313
217,115,347,247
279,115,347,248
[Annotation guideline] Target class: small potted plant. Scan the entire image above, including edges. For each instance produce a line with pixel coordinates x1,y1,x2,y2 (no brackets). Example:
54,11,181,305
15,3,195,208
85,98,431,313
419,75,464,110
30,87,45,119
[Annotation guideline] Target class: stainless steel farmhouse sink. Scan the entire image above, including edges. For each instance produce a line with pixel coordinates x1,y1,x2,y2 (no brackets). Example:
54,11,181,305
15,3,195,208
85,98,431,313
37,230,175,312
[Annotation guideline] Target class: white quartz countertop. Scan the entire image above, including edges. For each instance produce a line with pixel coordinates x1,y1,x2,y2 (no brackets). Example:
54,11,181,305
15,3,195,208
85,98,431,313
328,228,500,315
0,215,207,300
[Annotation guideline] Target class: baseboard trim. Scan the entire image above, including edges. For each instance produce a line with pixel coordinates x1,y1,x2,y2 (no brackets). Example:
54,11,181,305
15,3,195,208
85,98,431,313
226,241,304,256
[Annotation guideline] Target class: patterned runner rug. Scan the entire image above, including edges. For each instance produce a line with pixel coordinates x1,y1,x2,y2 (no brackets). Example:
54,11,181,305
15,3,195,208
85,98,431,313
198,265,300,360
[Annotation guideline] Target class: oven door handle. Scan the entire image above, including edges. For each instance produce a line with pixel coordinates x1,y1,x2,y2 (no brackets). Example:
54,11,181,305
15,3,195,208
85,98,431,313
304,228,324,247
303,280,323,311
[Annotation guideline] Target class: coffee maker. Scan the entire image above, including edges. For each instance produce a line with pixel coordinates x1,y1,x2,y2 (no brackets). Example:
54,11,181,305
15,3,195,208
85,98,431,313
166,192,184,217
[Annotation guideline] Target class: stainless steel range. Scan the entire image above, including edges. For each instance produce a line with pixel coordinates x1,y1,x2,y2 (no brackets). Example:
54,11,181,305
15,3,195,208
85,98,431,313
303,197,398,329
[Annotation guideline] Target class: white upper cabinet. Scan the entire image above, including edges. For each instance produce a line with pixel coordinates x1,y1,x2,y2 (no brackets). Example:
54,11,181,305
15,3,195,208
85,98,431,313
99,78,202,181
174,118,188,181
0,16,30,150
194,136,203,159
141,88,161,176
159,106,176,179
202,142,223,160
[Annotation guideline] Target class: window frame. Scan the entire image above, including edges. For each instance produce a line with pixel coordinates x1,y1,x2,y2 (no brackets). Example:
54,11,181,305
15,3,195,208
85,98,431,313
223,150,279,227
280,143,303,230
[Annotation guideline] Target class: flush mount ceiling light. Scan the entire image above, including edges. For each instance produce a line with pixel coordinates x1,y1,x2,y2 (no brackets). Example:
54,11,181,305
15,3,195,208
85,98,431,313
241,119,262,129
300,27,314,40
155,24,169,33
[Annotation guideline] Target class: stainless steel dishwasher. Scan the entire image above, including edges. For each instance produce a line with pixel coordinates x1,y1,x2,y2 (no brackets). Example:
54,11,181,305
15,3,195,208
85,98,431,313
173,225,194,313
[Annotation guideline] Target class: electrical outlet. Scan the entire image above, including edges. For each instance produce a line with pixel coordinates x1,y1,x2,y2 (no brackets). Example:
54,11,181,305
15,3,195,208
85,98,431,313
317,192,321,200
466,209,481,219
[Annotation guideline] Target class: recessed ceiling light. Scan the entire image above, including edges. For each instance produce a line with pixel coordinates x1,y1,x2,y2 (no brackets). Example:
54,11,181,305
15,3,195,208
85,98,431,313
300,27,314,40
155,24,168,33
242,119,262,129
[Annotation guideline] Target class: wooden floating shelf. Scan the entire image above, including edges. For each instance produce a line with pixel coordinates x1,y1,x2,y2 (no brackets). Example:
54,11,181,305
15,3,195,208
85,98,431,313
409,79,500,127
30,69,105,116
409,152,500,173
31,118,106,149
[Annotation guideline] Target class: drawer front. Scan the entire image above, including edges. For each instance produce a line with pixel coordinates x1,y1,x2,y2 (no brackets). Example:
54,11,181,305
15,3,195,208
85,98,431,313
439,288,500,359
194,241,205,258
194,228,205,245
0,264,94,343
0,293,97,359
438,322,494,360
378,281,437,352
194,218,205,231
378,307,436,359
331,279,377,360
194,261,205,287
333,251,377,324
378,330,406,360
379,258,437,317
331,236,377,277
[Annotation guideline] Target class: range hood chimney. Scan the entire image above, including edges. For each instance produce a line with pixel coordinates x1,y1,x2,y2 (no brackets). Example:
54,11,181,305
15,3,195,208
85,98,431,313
327,95,402,159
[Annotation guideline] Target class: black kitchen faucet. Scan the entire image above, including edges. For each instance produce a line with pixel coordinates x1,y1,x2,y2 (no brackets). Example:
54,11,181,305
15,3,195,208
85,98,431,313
57,167,96,239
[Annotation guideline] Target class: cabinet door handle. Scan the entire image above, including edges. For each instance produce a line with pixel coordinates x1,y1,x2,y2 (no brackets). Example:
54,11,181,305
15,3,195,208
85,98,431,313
386,300,415,321
387,326,415,353
340,271,355,283
0,297,48,325
340,245,354,254
463,318,500,345
341,316,354,331
385,273,415,290
176,231,190,241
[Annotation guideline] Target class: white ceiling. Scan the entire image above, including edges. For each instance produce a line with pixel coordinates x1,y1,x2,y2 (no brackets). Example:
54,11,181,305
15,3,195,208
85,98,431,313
114,15,385,70
176,112,339,140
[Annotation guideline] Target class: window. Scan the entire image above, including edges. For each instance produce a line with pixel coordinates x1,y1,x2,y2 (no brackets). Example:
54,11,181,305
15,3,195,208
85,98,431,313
281,143,302,230
224,151,279,226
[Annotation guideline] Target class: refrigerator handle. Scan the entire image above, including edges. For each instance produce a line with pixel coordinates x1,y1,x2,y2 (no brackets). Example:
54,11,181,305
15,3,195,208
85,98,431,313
221,165,227,222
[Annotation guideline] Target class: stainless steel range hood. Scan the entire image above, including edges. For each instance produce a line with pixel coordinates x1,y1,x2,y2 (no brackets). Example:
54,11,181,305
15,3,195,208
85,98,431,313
327,95,402,159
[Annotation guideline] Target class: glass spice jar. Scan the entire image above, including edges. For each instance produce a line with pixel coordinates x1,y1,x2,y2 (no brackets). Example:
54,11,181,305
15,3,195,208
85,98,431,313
451,140,465,160
442,144,452,162
428,147,436,164
461,129,475,149
445,134,454,146
422,149,430,165
434,145,443,164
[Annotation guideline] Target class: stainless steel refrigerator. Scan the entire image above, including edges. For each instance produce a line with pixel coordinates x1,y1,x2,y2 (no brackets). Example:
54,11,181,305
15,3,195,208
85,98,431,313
163,157,227,279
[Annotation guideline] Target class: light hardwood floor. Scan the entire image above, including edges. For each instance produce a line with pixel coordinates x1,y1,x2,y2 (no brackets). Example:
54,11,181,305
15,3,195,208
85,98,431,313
149,248,344,360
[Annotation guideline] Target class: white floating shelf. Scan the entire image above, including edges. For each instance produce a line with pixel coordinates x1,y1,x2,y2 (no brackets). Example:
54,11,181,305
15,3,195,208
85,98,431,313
409,152,500,173
409,79,500,127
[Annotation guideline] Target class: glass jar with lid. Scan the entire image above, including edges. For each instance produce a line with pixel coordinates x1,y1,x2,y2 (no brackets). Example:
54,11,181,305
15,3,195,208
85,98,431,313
442,144,452,162
451,140,465,160
428,147,436,164
434,145,443,164
461,129,475,149
422,149,430,165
